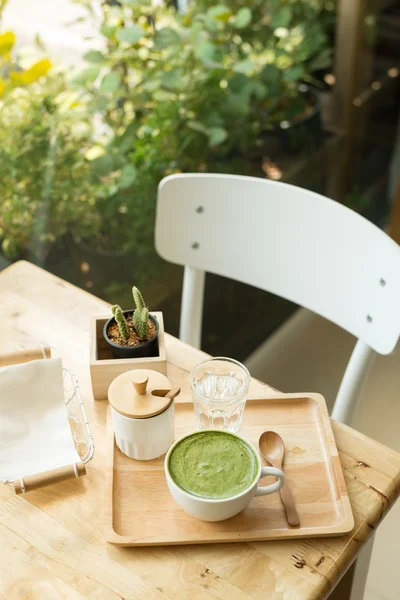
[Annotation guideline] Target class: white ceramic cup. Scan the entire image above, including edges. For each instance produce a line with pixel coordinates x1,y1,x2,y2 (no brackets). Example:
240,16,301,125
164,430,284,522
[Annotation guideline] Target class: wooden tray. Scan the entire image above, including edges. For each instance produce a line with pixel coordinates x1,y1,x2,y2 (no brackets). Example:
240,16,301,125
105,393,354,546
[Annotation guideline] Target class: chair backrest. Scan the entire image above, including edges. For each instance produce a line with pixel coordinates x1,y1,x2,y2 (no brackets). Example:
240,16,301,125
155,174,400,355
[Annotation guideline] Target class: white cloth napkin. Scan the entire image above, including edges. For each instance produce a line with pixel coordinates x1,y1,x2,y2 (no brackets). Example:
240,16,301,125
0,357,80,482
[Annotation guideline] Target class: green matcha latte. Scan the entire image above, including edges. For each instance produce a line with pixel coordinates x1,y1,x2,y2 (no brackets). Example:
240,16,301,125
168,431,259,499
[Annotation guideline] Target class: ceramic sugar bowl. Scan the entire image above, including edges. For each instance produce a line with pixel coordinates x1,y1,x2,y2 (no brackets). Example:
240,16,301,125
108,369,180,460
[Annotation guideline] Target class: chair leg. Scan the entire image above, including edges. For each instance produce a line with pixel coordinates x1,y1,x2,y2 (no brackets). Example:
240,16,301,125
179,266,205,349
349,536,374,600
329,537,374,600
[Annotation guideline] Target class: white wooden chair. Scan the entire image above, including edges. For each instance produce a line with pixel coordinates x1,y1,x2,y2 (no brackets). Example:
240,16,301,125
156,173,400,426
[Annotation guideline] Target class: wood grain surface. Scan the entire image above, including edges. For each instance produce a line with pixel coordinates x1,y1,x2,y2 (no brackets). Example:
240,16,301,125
1,261,400,600
106,394,354,546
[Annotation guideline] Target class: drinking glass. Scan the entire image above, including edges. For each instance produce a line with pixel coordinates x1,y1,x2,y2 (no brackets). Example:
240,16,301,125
190,357,250,433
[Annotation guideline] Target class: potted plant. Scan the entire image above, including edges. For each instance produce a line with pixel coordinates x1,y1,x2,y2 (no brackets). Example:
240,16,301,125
103,286,159,359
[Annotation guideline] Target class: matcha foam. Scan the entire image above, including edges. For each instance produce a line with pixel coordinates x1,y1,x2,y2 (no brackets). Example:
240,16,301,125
168,431,258,499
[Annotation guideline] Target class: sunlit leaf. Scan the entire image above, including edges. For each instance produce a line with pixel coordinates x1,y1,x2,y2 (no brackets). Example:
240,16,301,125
116,25,145,44
85,146,105,161
208,127,227,146
270,7,292,29
187,121,208,134
10,59,51,84
233,59,256,74
100,71,121,93
118,164,137,189
154,27,180,49
153,89,175,101
121,0,151,5
84,50,106,64
0,31,15,56
189,21,204,43
141,78,161,91
233,7,252,29
0,77,4,97
71,66,101,87
194,40,216,63
2,238,20,259
100,24,117,39
162,67,184,90
206,5,232,22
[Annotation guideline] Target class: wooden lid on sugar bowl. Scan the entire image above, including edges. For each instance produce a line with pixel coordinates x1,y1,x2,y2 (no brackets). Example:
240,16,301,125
108,369,175,419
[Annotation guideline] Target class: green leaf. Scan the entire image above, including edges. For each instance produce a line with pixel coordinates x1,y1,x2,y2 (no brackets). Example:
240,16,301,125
233,59,256,74
206,5,232,22
260,64,281,84
96,96,108,111
118,164,137,189
226,92,250,117
121,0,151,5
162,67,184,91
100,71,121,93
91,153,115,175
116,25,145,44
118,123,138,153
84,50,106,64
249,81,267,100
141,78,162,91
154,27,180,49
187,121,208,135
194,40,216,63
152,89,175,101
189,22,204,43
207,127,228,146
283,64,305,82
270,7,292,29
308,48,332,72
100,24,117,39
71,66,100,87
228,73,247,92
34,33,46,51
234,7,252,29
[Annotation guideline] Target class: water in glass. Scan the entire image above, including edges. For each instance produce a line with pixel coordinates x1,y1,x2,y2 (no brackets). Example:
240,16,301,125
190,358,250,433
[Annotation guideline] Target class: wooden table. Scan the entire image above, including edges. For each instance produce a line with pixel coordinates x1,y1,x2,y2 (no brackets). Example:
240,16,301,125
1,261,400,600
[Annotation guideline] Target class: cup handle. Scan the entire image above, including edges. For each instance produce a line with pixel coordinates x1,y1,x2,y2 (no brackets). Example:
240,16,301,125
255,466,285,496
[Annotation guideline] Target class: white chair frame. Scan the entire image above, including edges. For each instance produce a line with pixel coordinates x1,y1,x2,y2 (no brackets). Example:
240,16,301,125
156,173,400,426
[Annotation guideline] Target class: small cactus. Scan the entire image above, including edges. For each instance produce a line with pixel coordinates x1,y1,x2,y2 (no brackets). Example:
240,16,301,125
132,286,149,339
112,304,130,341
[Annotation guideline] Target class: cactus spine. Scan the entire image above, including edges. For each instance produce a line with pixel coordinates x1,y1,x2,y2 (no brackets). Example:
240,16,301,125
112,304,130,341
132,286,149,339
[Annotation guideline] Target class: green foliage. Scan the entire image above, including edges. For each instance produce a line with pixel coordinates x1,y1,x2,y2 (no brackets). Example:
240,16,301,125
112,304,130,341
77,0,331,181
132,286,149,339
0,0,335,261
0,75,101,258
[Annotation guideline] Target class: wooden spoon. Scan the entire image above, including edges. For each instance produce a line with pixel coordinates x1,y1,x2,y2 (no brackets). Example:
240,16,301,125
259,431,300,527
152,387,181,400
164,388,181,401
